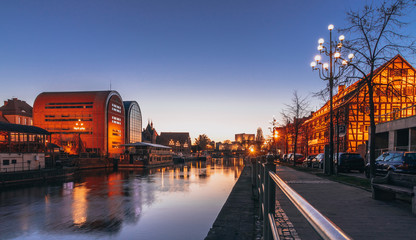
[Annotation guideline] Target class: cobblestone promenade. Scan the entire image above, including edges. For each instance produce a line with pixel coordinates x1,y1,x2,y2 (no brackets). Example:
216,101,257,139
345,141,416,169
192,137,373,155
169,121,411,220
206,164,416,240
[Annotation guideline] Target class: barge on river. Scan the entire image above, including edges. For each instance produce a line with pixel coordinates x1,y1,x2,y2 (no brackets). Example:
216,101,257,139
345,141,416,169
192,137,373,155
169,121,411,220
118,142,173,168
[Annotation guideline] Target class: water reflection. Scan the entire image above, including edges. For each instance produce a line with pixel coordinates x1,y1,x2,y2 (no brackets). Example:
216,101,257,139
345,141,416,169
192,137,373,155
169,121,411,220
0,157,244,240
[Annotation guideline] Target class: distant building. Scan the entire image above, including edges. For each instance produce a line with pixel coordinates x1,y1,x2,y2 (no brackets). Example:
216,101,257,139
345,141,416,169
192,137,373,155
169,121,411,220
123,101,142,144
216,141,240,152
33,91,125,157
0,98,33,125
157,132,191,154
235,133,255,143
142,121,158,144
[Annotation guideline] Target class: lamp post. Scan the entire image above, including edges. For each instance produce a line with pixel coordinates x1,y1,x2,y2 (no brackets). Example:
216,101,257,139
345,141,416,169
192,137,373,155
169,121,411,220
310,24,354,175
269,116,278,156
73,119,85,156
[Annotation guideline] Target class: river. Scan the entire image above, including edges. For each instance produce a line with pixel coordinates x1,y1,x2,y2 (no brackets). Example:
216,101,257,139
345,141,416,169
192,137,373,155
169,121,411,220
0,158,244,240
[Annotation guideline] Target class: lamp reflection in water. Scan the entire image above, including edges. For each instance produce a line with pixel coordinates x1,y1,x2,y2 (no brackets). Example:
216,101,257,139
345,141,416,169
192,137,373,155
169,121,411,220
72,185,88,226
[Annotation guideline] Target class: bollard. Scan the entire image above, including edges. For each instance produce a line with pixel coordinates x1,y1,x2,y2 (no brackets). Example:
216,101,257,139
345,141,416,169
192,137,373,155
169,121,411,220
263,155,276,240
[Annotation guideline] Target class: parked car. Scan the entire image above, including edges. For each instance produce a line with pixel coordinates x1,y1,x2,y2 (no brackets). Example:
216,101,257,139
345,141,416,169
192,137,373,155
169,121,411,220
311,153,325,169
334,152,365,173
286,153,294,162
289,153,305,164
302,155,316,167
282,154,288,162
365,151,416,178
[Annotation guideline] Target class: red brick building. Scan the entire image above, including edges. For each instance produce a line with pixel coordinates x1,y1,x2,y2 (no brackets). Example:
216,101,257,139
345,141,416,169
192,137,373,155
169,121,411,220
33,91,125,157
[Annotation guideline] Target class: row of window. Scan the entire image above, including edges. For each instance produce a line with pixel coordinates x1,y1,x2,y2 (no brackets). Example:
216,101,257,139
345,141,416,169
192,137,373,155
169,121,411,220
46,102,93,105
45,114,93,118
45,118,93,122
46,106,93,109
112,103,122,113
3,159,17,165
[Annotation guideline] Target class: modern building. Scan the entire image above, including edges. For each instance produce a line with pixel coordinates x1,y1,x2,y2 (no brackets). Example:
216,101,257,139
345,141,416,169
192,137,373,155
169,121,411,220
33,91,125,158
371,111,416,156
305,55,416,155
0,98,33,125
123,101,142,144
0,121,49,172
157,132,191,154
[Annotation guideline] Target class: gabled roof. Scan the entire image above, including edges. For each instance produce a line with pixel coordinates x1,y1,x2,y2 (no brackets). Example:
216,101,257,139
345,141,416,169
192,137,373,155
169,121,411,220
0,98,32,117
307,54,411,122
0,121,50,135
158,132,191,145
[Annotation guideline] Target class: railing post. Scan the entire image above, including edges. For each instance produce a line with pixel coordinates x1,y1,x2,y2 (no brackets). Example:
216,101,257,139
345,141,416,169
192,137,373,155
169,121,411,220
259,159,264,220
263,155,276,240
251,157,258,199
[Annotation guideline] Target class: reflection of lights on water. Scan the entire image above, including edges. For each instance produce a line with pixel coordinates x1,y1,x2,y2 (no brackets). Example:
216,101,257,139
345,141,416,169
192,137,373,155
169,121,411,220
72,186,88,226
183,166,188,179
62,182,74,196
161,168,165,188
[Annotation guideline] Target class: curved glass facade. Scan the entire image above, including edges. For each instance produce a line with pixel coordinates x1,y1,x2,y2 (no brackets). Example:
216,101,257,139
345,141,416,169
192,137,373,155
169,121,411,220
126,102,142,143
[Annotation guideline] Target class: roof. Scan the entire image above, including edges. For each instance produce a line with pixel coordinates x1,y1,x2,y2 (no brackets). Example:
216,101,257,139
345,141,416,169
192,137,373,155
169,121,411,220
0,115,8,123
306,54,410,123
121,142,171,149
157,132,191,145
0,122,50,135
0,98,32,117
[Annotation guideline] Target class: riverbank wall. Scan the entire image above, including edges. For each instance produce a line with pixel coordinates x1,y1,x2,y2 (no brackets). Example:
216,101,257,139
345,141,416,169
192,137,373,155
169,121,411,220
205,165,258,240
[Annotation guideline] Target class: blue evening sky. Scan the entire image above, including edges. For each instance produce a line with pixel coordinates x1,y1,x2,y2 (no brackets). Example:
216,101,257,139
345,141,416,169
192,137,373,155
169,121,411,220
0,0,415,142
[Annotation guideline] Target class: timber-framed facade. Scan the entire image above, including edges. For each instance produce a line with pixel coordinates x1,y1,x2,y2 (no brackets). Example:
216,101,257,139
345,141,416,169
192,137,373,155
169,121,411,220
305,55,416,156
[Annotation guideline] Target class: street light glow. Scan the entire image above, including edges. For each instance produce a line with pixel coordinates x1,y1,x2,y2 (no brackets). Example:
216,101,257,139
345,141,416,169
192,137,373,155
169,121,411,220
310,61,317,67
328,24,334,31
334,52,341,58
315,55,321,62
348,53,355,59
323,63,329,70
318,38,324,44
339,35,345,41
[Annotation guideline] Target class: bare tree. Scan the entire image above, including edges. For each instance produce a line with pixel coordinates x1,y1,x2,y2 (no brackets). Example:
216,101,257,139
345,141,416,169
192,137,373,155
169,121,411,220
340,0,416,178
281,91,311,166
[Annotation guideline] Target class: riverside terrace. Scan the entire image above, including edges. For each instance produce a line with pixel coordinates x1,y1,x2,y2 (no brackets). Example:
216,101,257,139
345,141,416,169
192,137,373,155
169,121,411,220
205,157,416,240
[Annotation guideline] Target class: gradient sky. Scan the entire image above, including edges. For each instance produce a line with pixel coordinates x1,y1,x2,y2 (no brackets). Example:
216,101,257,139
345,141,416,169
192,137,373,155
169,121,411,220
1,0,415,142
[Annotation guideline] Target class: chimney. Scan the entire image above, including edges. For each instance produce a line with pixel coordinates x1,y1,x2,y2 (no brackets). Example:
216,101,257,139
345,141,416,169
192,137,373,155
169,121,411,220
338,85,345,93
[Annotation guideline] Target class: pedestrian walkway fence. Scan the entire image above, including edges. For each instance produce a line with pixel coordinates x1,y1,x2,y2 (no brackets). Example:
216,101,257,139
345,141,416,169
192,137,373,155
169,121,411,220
251,157,352,240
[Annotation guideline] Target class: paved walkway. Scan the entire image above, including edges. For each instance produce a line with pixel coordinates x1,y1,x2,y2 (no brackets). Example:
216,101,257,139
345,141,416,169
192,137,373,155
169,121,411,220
275,165,416,239
205,166,258,240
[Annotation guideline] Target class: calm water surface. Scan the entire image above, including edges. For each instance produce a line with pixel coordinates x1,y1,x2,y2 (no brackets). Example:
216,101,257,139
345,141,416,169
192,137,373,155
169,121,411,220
0,158,244,240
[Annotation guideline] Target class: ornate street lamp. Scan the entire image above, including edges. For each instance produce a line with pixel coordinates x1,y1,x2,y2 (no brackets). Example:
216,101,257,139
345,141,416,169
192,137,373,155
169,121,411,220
310,24,354,175
74,119,85,155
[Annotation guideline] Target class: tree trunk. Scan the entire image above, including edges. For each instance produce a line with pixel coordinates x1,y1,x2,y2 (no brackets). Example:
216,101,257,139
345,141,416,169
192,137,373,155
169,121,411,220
367,74,376,179
293,127,298,166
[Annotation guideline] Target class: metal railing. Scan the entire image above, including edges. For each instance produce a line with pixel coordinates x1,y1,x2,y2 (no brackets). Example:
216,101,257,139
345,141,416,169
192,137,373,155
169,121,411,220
252,157,352,240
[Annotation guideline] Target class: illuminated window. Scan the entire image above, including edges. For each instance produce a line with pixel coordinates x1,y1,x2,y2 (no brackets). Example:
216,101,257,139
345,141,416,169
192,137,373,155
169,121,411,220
112,103,122,113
